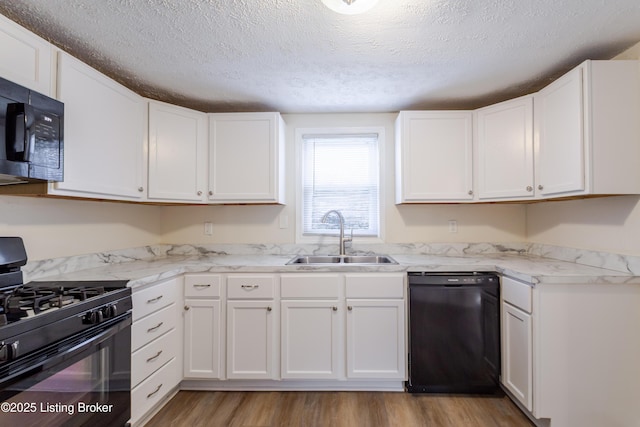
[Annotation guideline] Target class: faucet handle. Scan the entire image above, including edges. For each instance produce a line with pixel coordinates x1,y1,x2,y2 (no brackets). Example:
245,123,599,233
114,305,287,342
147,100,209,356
344,229,353,245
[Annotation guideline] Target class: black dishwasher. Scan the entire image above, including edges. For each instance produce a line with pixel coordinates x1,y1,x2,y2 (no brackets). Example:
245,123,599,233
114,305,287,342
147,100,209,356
406,272,501,394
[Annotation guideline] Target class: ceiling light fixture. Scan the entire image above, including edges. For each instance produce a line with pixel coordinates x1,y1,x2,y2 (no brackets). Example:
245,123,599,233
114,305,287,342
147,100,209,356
321,0,379,15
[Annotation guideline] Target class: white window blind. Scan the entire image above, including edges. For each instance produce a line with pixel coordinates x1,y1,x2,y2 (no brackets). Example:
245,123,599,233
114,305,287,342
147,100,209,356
302,133,380,237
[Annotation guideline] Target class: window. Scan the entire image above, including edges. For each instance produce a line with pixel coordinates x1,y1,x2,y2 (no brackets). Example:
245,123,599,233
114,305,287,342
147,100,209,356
298,129,382,239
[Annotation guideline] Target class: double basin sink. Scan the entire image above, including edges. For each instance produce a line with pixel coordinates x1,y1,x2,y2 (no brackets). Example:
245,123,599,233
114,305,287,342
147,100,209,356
286,255,398,265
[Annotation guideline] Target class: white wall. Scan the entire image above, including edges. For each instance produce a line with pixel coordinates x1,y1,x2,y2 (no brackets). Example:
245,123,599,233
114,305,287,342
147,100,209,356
160,113,527,245
526,41,640,256
0,196,161,260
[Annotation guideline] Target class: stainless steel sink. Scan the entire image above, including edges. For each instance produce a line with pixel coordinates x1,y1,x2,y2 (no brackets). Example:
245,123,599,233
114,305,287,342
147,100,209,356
286,255,397,265
286,255,342,264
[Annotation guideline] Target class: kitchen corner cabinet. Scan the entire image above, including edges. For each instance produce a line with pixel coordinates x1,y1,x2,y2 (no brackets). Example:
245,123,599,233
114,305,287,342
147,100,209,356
183,274,223,379
280,274,342,379
535,60,640,198
0,14,53,96
50,52,147,201
130,277,183,426
208,112,285,204
148,101,208,203
395,111,474,203
345,274,405,379
500,275,640,427
226,275,277,379
475,96,534,200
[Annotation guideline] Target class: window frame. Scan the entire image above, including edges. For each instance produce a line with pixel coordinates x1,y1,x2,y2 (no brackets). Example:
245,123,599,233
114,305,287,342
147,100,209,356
295,126,385,244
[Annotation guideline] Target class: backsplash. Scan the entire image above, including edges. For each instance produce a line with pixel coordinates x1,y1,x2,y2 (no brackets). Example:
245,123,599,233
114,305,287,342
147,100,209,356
22,242,640,282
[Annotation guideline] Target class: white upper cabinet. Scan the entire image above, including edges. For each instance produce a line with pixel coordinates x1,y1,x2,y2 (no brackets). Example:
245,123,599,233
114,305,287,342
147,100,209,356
51,52,147,200
0,14,53,96
148,101,208,202
395,111,474,203
208,112,285,204
535,60,640,198
475,96,534,200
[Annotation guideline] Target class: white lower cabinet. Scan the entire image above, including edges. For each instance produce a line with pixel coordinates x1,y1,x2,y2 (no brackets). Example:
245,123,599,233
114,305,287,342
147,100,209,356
501,300,532,410
280,274,342,379
345,274,406,379
226,275,277,379
130,277,183,426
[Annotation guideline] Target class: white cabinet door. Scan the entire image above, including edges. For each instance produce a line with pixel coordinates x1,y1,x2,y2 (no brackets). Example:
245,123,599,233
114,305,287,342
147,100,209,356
0,14,53,95
183,299,221,379
535,66,585,197
226,300,275,379
208,112,285,204
281,300,341,379
395,111,473,202
346,300,405,379
51,52,146,200
502,301,533,411
476,96,534,200
148,100,208,202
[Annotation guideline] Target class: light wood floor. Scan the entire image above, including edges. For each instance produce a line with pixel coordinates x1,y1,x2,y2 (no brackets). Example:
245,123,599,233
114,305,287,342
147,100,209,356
145,390,534,427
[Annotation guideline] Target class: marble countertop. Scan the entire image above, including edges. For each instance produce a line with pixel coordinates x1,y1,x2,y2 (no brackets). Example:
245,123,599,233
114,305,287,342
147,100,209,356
30,252,640,289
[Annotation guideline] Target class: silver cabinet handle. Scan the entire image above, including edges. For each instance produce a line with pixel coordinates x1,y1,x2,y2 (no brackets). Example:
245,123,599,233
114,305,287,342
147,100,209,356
526,186,533,192
194,284,211,288
197,191,203,196
332,306,338,311
538,185,544,190
138,187,144,192
208,191,213,196
347,306,353,311
184,305,190,311
146,350,163,363
468,190,473,196
241,284,259,290
147,384,163,399
147,322,164,333
147,295,163,304
267,306,272,312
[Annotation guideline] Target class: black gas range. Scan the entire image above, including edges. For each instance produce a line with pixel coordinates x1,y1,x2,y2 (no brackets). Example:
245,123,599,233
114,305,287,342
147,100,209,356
0,237,132,426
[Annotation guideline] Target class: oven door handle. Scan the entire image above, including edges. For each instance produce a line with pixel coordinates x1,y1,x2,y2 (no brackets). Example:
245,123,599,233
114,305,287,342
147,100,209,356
0,314,131,390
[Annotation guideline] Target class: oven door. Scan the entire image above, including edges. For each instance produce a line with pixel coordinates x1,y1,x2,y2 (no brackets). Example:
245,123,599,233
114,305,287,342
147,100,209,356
0,314,131,427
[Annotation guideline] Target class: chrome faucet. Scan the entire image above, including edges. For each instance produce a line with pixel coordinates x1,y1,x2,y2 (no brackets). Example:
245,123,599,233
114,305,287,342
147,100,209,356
321,210,352,256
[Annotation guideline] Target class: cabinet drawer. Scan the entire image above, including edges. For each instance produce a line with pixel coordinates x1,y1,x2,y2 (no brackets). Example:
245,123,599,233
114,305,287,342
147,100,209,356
502,276,532,313
345,274,404,299
131,357,181,424
131,328,178,388
132,278,180,321
227,275,275,299
132,304,177,351
185,274,222,298
281,274,340,299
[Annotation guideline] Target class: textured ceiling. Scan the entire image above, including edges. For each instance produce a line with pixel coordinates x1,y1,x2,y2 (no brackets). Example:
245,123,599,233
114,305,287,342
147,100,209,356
1,0,640,113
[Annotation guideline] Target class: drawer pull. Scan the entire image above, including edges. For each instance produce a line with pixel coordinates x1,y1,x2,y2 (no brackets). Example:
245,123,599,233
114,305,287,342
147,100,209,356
194,284,212,288
146,350,163,363
241,284,259,290
147,322,164,333
147,383,163,399
147,295,164,304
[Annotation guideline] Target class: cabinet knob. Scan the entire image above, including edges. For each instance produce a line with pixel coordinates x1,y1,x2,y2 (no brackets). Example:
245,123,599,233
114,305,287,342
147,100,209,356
138,187,144,192
468,190,473,196
208,191,213,196
526,186,533,192
184,305,190,311
538,185,544,190
332,306,338,311
267,306,272,312
197,191,203,196
347,306,353,311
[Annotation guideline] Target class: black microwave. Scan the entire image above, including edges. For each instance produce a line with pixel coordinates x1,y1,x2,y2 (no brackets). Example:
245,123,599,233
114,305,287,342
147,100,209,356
0,76,64,185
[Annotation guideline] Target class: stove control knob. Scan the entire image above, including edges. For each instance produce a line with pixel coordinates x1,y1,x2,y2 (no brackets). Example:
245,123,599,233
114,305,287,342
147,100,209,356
108,304,118,318
85,310,103,324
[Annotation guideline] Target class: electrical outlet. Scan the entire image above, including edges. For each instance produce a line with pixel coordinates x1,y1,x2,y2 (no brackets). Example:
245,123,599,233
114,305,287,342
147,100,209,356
204,222,213,235
448,220,458,233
